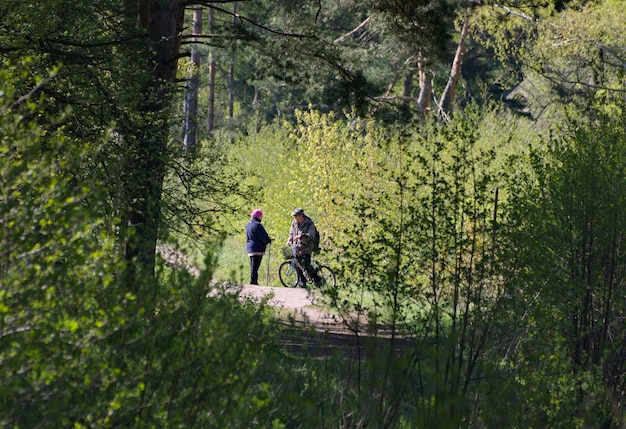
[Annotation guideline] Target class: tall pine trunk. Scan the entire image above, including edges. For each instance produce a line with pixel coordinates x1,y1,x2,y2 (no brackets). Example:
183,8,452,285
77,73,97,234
183,7,202,152
207,6,216,133
228,2,237,120
417,52,433,113
439,10,471,119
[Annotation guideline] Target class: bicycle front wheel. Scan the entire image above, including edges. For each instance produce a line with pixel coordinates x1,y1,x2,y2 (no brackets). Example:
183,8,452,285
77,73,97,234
279,261,298,288
317,265,336,288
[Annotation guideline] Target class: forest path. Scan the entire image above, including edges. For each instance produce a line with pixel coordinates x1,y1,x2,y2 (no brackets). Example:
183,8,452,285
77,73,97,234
156,245,410,358
157,245,355,334
237,283,346,331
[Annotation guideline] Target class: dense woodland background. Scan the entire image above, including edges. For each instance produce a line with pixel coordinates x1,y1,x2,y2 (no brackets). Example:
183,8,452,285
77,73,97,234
2,0,626,427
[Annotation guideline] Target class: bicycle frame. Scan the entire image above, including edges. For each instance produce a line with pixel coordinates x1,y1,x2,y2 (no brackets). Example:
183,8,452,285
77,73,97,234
279,245,336,288
288,247,317,283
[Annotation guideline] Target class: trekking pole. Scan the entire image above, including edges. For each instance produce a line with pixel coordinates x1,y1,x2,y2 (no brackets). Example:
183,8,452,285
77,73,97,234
266,242,271,284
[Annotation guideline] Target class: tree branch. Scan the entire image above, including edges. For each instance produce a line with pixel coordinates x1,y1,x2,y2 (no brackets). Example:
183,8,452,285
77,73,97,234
182,1,316,39
334,16,371,44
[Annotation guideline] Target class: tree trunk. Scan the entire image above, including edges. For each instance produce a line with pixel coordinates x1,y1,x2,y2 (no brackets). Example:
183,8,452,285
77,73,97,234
417,53,433,113
228,2,237,120
122,0,184,292
207,6,216,133
439,10,471,120
402,71,414,105
183,7,202,152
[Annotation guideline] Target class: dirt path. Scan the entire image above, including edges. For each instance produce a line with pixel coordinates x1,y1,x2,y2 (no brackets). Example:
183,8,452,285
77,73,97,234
237,283,348,332
156,246,412,359
157,245,350,333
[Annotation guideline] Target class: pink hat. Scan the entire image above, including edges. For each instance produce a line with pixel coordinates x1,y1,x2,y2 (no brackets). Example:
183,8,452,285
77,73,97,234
251,209,263,219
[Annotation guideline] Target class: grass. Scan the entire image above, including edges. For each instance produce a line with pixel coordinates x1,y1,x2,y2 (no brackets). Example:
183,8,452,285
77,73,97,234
213,235,288,287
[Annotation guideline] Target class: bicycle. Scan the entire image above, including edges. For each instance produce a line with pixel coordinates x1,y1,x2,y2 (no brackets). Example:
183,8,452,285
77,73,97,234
278,245,336,288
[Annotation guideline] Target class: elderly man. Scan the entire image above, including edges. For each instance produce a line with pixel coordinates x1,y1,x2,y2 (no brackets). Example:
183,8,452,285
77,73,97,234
287,208,322,287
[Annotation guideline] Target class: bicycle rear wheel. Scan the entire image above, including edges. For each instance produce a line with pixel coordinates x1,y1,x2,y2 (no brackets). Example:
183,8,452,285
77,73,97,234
279,261,298,287
317,265,336,288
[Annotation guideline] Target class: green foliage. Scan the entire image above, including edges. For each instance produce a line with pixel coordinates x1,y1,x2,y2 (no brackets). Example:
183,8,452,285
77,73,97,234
4,1,626,427
0,76,281,424
325,108,511,426
0,64,121,427
369,0,455,63
161,135,248,246
500,107,626,427
474,0,626,125
0,59,281,429
225,104,537,426
198,92,626,426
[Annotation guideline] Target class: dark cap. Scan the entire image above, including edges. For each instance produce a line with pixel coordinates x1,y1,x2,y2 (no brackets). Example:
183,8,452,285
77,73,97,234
291,208,304,216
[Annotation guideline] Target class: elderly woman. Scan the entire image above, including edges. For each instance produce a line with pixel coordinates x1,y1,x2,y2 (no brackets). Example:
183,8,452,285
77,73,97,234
245,209,274,285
